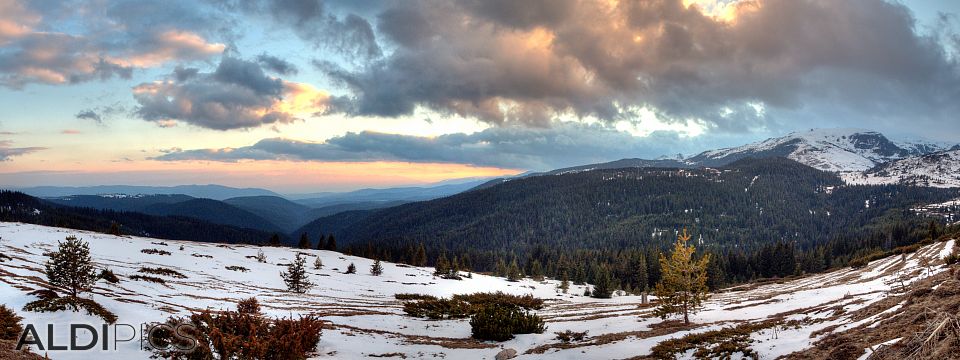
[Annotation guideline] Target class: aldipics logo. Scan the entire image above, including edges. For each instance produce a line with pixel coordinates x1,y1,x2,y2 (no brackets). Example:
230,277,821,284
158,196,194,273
15,322,198,354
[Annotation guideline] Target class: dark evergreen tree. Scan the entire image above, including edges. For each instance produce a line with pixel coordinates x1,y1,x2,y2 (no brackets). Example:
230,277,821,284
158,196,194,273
495,258,507,277
268,233,282,247
435,253,450,276
46,235,97,299
929,220,941,240
345,262,357,274
507,259,521,282
281,253,313,293
108,222,121,236
450,256,461,274
558,271,570,293
705,252,725,290
530,260,544,281
460,253,472,271
370,259,384,276
313,257,323,270
636,254,648,295
297,233,311,249
414,243,427,266
325,235,337,251
591,266,613,299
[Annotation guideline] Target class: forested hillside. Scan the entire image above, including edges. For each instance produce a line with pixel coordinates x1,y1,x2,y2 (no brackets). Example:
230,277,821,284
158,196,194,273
0,190,283,244
326,158,959,289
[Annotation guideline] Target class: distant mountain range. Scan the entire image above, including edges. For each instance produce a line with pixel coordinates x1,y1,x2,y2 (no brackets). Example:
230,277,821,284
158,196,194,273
7,128,960,242
0,190,279,244
16,184,281,200
289,179,491,207
479,129,960,190
25,179,493,235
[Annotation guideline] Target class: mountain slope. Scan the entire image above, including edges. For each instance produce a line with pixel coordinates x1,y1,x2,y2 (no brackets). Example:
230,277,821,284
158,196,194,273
293,209,379,239
293,180,489,207
0,191,279,244
223,195,313,233
843,149,960,188
44,194,194,212
687,128,951,172
327,158,959,263
141,198,282,233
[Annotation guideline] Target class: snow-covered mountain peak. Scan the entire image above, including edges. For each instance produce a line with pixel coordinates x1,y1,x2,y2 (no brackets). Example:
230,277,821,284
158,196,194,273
687,128,951,172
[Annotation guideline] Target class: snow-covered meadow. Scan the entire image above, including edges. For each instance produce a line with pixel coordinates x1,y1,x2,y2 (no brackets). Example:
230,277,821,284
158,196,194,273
0,222,954,359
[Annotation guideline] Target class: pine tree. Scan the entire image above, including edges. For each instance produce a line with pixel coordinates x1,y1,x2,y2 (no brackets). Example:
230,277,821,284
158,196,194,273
591,266,613,299
268,234,281,247
414,243,427,266
326,235,337,251
281,253,313,293
929,220,941,240
316,235,325,250
654,228,710,325
255,249,267,263
559,271,570,293
313,257,323,270
705,252,725,290
345,262,357,274
46,236,97,299
0,304,23,341
637,254,649,302
530,260,544,281
434,253,450,276
108,222,121,236
297,233,311,249
495,258,507,277
507,259,521,282
450,256,460,275
370,259,383,276
460,253,472,272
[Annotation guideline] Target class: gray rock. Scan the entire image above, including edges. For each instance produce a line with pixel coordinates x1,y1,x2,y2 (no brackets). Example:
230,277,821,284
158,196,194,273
495,348,517,360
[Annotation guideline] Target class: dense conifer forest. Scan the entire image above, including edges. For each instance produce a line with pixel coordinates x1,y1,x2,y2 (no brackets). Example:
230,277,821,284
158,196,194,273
315,158,960,291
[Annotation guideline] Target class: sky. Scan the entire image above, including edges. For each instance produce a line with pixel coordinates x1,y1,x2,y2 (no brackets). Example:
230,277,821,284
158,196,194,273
0,0,959,193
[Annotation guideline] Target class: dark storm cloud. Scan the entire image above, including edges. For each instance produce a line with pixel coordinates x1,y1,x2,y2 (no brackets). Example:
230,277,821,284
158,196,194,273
315,0,960,134
173,66,200,81
256,54,299,75
212,57,284,96
132,57,326,130
151,123,703,169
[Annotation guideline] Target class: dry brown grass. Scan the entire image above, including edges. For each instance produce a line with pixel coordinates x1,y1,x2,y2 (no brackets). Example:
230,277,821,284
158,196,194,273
785,265,960,360
525,319,699,355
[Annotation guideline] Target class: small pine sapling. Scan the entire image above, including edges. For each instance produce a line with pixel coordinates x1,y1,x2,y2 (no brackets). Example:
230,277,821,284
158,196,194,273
370,259,384,276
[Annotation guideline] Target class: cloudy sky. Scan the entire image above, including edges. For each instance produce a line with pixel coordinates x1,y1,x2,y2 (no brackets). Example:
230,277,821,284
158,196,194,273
1,0,959,192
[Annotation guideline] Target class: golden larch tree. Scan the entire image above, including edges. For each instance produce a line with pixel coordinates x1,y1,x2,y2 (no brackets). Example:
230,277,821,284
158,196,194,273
654,228,711,324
